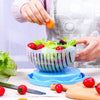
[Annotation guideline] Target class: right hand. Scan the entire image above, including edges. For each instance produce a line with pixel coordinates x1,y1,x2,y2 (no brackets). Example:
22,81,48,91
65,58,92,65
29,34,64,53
21,0,50,25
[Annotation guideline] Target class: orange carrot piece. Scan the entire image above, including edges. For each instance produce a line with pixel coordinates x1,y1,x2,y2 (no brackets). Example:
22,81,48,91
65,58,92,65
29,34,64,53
17,98,27,100
46,19,55,29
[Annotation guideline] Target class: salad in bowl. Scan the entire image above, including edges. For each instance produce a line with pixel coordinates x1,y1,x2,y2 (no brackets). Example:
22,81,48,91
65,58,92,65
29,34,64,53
27,37,76,73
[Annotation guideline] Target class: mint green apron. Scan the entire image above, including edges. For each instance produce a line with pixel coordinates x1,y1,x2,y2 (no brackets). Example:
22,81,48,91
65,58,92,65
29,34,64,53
47,0,100,68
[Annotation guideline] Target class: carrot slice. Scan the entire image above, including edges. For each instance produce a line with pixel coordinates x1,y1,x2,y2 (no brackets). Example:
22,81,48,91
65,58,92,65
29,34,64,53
46,19,55,29
17,98,27,100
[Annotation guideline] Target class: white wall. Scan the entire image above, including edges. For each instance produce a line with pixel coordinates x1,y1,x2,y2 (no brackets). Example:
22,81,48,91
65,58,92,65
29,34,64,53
0,0,47,68
0,0,6,51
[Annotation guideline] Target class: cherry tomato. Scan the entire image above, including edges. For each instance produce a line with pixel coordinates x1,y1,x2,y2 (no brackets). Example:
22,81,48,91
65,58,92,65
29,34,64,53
36,44,45,50
27,43,36,49
0,87,5,96
96,83,100,94
56,46,63,50
17,85,27,95
55,84,63,93
83,77,95,88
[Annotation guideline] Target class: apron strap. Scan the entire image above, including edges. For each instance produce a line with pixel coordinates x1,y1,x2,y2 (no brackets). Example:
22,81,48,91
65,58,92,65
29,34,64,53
44,0,47,10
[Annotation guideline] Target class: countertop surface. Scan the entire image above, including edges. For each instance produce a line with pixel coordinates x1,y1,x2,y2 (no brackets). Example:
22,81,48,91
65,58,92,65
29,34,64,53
0,68,100,100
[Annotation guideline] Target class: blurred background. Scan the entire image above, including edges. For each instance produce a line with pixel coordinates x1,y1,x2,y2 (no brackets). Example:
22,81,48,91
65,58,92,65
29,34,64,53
0,0,47,68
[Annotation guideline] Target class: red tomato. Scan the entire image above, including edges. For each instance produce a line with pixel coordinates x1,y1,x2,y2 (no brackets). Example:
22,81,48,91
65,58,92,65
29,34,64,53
17,85,27,95
96,83,100,94
56,46,63,50
0,87,5,96
36,44,45,50
55,84,63,93
83,77,95,88
27,43,36,49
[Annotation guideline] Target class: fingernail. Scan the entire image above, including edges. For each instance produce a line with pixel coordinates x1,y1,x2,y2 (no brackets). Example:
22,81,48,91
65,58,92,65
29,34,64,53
46,19,49,22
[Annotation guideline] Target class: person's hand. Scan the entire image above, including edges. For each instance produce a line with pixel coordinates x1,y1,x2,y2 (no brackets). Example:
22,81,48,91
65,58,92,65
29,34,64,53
21,0,50,25
75,36,100,62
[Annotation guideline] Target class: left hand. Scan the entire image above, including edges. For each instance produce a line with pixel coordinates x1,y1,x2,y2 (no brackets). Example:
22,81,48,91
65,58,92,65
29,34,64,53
75,36,100,62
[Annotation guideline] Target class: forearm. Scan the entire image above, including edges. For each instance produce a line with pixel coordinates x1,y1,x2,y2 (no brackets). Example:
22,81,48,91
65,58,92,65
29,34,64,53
12,0,45,23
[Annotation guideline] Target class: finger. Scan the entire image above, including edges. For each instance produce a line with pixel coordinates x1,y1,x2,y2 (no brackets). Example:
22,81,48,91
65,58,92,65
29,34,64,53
76,45,98,62
22,10,33,23
35,1,50,22
75,53,89,62
24,6,36,23
29,3,43,24
25,6,41,24
85,55,97,61
84,48,99,61
76,38,89,45
34,2,47,23
76,55,97,62
76,42,97,57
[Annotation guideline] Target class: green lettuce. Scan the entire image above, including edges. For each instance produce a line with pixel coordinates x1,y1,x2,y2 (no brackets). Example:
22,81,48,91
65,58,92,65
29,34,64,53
0,51,17,79
33,37,76,49
34,38,46,46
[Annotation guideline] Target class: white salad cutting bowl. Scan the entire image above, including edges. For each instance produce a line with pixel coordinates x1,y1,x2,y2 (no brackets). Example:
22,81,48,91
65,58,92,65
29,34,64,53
27,46,76,73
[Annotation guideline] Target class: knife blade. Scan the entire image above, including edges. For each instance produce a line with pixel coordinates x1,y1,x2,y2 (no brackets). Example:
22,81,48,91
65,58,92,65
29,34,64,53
0,82,46,95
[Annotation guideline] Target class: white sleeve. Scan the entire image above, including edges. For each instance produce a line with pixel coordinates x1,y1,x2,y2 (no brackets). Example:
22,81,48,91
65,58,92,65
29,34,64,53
11,0,30,22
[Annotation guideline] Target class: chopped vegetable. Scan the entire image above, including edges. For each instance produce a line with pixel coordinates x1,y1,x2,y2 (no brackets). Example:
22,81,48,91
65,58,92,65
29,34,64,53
46,19,55,29
17,85,27,95
36,44,45,50
56,46,63,50
17,98,27,100
0,86,5,96
59,40,66,45
55,84,63,93
33,38,45,46
83,77,95,88
27,43,36,49
33,37,76,49
95,83,100,94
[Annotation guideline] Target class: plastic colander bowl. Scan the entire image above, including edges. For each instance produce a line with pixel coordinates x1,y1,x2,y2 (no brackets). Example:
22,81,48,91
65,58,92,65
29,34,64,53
27,46,76,72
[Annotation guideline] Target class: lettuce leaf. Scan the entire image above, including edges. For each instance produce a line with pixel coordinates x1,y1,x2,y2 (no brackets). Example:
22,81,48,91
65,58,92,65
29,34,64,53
33,38,46,46
33,37,76,49
0,51,17,79
63,39,77,48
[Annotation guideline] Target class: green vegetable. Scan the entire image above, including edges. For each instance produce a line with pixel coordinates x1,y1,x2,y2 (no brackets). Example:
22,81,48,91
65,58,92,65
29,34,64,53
0,51,17,79
34,38,46,46
33,37,76,49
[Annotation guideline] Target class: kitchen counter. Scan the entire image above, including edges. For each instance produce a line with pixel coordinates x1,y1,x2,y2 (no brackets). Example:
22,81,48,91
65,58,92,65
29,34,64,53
0,68,100,100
